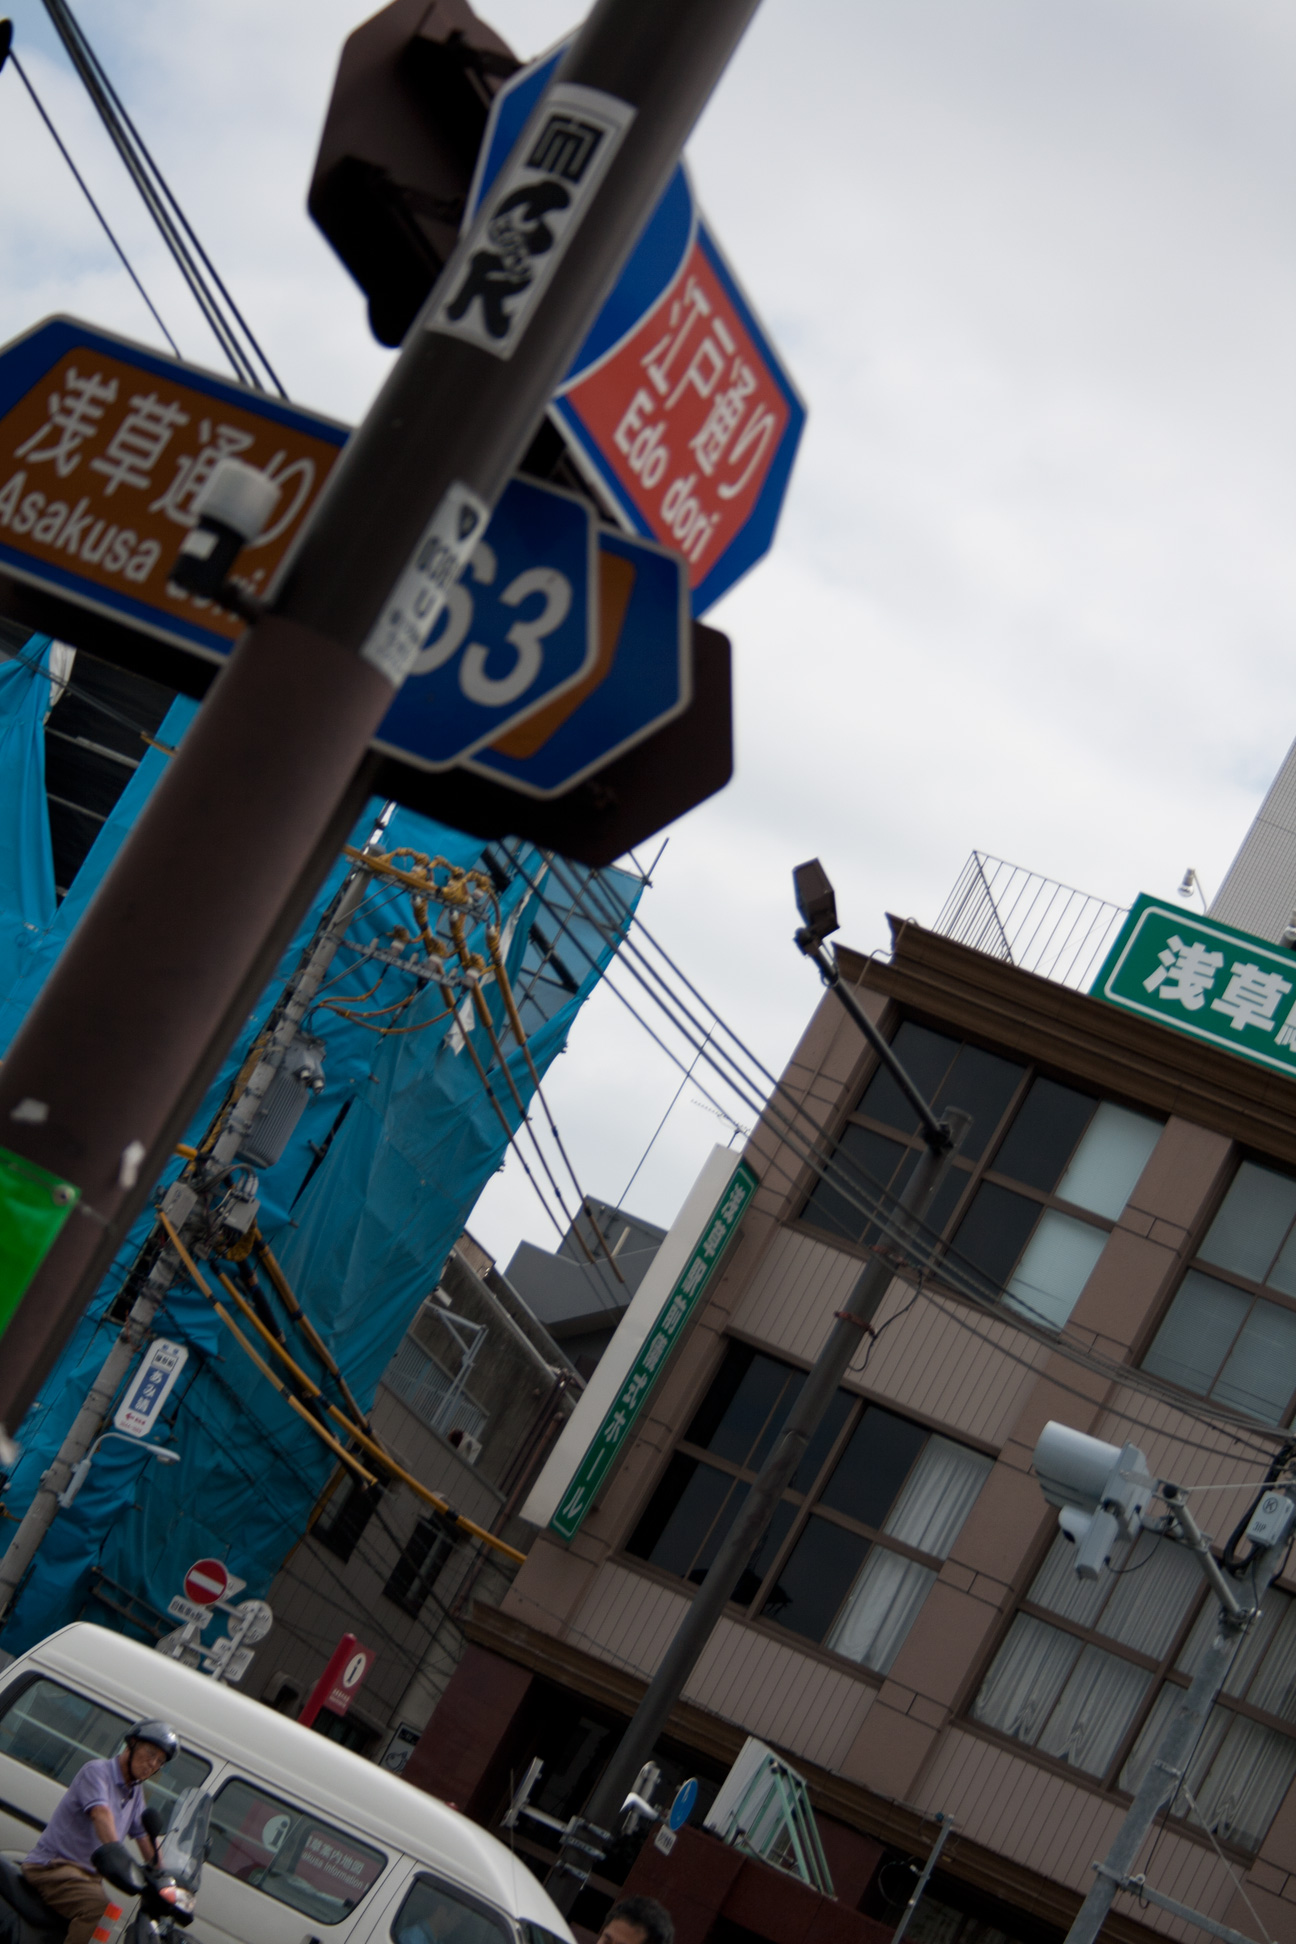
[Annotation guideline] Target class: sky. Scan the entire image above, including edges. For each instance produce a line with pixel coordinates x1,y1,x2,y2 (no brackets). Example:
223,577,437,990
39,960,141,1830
1,0,1293,1271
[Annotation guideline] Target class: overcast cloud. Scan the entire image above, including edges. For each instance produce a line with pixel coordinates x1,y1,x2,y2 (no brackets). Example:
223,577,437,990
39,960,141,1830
1,0,1292,1265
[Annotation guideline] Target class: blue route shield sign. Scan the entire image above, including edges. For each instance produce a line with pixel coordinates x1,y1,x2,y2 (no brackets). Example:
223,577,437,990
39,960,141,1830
465,527,689,799
372,475,597,770
466,46,805,619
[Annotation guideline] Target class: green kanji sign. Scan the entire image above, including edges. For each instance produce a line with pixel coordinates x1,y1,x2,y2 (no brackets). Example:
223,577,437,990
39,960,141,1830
1092,894,1296,1078
551,1158,757,1541
0,1144,79,1330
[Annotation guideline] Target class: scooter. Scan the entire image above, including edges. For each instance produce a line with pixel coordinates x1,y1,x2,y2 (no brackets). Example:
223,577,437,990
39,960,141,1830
98,1789,209,1944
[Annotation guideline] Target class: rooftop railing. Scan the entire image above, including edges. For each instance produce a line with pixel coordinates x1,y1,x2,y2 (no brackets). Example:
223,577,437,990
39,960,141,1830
931,852,1129,991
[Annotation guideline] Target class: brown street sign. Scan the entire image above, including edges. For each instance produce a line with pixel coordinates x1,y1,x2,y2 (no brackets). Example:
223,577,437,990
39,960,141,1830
0,315,346,672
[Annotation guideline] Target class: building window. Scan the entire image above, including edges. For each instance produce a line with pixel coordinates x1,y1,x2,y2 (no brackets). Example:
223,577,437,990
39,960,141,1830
384,1517,455,1617
1143,1159,1296,1422
626,1341,992,1673
799,1021,1163,1330
970,1533,1296,1851
314,1475,383,1562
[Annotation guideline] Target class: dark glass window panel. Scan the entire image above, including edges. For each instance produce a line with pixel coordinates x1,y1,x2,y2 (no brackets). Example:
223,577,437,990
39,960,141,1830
684,1344,798,1467
931,1043,1026,1161
760,1515,869,1640
315,1478,383,1562
855,1024,962,1138
732,1499,797,1608
1143,1271,1250,1398
801,1125,910,1244
384,1517,454,1616
1213,1300,1296,1422
683,1340,755,1451
991,1078,1096,1193
793,1388,854,1493
1199,1162,1296,1287
952,1183,1042,1294
689,1479,749,1583
625,1455,738,1579
818,1405,927,1529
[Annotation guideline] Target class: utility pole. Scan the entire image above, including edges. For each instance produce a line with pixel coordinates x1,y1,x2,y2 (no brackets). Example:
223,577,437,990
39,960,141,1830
0,0,766,1433
544,867,970,1911
1065,1481,1292,1944
0,853,376,1620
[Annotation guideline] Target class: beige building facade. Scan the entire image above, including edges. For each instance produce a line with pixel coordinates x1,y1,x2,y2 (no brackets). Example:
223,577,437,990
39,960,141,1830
409,914,1296,1944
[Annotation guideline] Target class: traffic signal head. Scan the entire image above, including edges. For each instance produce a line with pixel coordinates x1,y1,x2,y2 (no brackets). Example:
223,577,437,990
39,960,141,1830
1034,1421,1156,1581
309,0,519,347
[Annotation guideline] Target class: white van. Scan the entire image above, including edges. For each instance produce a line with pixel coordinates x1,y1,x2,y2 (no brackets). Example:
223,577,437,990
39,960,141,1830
0,1624,572,1944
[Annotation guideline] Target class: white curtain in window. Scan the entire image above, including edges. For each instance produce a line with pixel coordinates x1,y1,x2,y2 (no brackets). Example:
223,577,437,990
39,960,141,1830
827,1549,937,1672
1244,1595,1296,1722
884,1437,993,1558
1098,1535,1203,1658
1036,1644,1150,1776
1028,1534,1112,1626
1056,1102,1162,1220
1194,1715,1296,1851
1006,1211,1107,1330
971,1614,1081,1744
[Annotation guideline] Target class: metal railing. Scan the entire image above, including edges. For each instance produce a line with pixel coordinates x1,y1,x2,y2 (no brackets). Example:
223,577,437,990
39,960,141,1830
932,852,1128,991
381,1338,487,1445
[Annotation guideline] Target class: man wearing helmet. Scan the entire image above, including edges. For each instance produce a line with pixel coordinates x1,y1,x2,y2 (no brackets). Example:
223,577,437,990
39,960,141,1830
21,1719,179,1944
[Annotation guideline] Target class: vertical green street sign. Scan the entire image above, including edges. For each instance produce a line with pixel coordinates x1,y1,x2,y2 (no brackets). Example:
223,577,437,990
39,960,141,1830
551,1159,757,1541
1092,894,1296,1079
0,1145,79,1332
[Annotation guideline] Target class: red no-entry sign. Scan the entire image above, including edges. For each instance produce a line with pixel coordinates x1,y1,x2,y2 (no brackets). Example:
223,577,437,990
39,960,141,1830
183,1558,230,1606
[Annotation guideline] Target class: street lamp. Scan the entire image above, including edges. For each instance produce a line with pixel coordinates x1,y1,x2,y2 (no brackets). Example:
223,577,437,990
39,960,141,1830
792,858,952,1153
57,1431,179,1508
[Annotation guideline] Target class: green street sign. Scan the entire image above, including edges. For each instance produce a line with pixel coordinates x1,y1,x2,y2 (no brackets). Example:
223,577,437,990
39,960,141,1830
0,1144,79,1329
1092,894,1296,1079
550,1158,757,1541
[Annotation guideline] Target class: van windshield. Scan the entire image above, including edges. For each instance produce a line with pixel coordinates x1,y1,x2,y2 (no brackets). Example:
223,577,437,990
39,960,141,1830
0,1677,210,1817
207,1776,386,1925
391,1875,513,1944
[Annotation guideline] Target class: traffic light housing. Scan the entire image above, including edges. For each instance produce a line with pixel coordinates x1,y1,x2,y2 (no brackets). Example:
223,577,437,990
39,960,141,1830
309,0,518,347
1034,1421,1155,1581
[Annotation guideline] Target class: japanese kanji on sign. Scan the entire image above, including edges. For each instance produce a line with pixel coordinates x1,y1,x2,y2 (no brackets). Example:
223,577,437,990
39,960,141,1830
550,1159,757,1542
0,316,345,664
1093,895,1296,1077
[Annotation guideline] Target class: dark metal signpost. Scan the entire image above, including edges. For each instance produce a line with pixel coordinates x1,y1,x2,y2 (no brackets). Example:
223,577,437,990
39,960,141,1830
0,0,767,1429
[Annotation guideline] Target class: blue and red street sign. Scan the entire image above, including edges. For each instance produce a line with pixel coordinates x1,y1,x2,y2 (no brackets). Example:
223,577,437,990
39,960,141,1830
465,45,806,617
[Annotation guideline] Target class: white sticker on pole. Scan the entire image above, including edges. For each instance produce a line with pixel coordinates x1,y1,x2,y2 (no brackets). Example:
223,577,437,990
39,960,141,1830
427,82,636,360
360,482,490,687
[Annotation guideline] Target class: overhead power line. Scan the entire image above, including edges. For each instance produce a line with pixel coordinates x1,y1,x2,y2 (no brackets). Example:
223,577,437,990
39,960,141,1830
37,0,286,395
0,28,180,358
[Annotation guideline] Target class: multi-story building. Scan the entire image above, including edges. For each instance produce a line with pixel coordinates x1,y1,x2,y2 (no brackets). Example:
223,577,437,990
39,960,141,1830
405,854,1296,1944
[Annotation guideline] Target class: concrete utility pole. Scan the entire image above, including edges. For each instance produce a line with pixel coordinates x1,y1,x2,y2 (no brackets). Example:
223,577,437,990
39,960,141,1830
545,1101,971,1908
0,0,765,1433
1065,1483,1290,1944
0,860,374,1620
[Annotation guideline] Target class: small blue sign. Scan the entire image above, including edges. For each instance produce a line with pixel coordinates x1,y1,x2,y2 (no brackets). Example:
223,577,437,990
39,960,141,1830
668,1779,699,1832
464,527,689,799
374,475,597,770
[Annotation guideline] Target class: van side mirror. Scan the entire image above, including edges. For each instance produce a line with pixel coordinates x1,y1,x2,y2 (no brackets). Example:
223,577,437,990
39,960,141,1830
92,1842,147,1896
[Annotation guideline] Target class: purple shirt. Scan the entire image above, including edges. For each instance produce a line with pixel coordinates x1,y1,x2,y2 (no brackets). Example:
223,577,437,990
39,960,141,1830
26,1756,147,1871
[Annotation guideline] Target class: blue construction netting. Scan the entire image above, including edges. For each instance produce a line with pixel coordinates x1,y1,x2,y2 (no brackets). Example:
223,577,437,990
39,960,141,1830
0,649,639,1651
